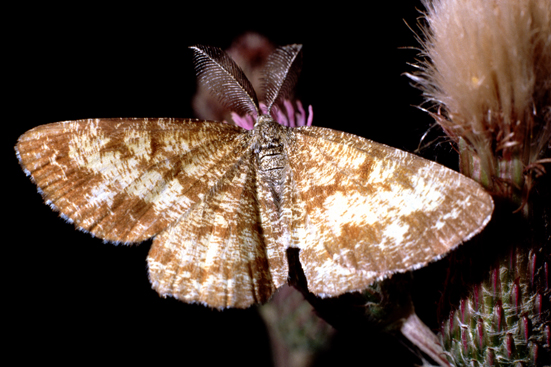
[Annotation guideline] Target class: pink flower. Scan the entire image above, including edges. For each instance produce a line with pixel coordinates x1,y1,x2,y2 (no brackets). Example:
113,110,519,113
229,100,314,130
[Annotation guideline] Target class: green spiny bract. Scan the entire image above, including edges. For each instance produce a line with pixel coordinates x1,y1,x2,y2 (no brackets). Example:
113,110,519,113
441,245,549,366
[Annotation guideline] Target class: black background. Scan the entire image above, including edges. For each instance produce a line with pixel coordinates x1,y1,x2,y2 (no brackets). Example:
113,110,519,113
7,2,459,366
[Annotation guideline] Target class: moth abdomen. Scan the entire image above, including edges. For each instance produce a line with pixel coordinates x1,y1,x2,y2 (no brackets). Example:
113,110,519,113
257,147,286,170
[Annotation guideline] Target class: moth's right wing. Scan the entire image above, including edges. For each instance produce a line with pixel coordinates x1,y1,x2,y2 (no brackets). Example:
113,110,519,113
285,126,493,297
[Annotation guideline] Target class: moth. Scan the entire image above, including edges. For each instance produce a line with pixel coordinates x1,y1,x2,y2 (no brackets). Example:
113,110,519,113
16,44,493,309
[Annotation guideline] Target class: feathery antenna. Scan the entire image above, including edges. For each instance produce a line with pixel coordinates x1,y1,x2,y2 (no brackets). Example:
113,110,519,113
262,44,303,114
190,45,260,118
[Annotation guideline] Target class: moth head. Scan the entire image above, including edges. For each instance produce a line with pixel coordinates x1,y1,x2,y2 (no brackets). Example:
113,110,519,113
255,114,277,127
190,44,303,128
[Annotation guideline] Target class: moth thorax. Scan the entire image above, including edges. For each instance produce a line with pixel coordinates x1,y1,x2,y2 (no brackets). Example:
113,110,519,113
253,117,287,205
253,118,286,172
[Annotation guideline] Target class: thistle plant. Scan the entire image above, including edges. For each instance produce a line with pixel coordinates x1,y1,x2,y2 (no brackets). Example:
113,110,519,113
410,0,550,365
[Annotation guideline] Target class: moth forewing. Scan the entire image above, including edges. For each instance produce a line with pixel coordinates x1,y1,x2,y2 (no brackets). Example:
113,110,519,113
284,125,493,297
15,118,248,243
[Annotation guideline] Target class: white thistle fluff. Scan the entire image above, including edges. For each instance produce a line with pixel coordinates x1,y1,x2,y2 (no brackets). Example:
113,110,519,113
412,0,551,198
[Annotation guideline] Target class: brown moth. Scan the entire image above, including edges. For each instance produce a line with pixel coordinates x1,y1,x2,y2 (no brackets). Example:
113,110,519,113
15,44,493,309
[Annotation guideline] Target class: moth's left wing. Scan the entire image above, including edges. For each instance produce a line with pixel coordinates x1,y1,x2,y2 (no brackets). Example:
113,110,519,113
286,126,493,297
15,118,246,243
